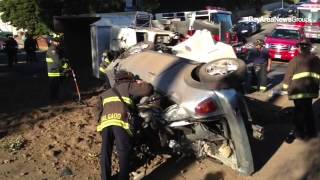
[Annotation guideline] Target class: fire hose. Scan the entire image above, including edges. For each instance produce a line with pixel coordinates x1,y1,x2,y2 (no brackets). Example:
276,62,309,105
69,68,81,102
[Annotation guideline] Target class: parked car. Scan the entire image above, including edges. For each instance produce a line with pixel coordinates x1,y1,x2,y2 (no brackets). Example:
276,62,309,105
0,30,12,38
270,8,291,18
286,5,298,16
296,0,309,6
234,20,261,37
265,24,306,61
0,37,7,52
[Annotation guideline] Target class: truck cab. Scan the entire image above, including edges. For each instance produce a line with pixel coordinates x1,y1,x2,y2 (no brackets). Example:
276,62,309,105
265,24,305,61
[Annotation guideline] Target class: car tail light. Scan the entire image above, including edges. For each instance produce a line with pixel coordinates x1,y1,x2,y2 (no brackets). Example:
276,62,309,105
195,98,217,116
187,29,196,36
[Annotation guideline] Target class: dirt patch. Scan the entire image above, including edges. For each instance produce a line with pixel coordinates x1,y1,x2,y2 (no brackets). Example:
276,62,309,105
0,61,319,180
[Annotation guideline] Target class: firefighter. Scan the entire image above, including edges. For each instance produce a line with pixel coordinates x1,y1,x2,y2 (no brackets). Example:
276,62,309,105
97,70,153,180
24,33,38,63
99,50,112,89
247,39,272,92
282,39,320,143
46,33,69,101
4,35,18,67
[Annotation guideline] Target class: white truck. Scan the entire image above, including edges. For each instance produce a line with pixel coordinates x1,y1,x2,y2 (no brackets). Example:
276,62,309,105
154,8,234,42
90,11,176,78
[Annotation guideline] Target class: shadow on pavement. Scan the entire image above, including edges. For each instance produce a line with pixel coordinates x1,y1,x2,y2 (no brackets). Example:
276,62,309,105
245,96,292,172
204,171,225,180
142,156,196,180
0,51,102,137
267,73,284,91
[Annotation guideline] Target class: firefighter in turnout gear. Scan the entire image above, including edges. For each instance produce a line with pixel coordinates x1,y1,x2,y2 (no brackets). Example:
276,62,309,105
99,50,112,89
46,33,69,101
247,39,272,92
282,39,320,143
97,70,153,180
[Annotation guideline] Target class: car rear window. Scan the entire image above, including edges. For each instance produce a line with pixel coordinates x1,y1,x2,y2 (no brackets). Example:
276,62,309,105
271,29,300,39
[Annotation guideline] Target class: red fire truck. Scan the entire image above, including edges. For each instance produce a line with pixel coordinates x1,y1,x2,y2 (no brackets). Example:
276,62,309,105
296,1,320,39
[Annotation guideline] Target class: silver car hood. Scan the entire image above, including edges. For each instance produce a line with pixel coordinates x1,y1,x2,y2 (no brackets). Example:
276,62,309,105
118,51,217,114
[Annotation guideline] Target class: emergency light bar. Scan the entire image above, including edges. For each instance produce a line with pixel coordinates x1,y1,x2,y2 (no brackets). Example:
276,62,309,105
276,24,301,30
298,3,320,10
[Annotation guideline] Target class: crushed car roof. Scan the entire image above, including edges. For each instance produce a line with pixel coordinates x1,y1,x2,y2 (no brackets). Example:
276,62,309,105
118,51,214,104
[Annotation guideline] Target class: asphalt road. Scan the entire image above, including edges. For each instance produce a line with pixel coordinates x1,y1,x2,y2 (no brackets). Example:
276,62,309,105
245,22,320,92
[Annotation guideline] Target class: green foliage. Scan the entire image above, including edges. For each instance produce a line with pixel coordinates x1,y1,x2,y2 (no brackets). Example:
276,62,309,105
0,0,131,35
0,0,50,35
1,0,257,35
139,0,160,12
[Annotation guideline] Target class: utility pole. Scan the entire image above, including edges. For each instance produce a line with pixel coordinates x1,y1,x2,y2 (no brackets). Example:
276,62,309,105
282,0,283,9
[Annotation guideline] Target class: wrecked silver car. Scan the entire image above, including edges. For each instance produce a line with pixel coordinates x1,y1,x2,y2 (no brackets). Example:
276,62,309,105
112,49,255,175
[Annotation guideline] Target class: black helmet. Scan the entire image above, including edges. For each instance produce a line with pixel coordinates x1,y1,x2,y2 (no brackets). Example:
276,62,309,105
254,39,265,46
115,70,134,81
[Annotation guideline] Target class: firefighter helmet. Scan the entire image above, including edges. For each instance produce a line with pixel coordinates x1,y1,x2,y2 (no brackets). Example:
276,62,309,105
254,39,265,46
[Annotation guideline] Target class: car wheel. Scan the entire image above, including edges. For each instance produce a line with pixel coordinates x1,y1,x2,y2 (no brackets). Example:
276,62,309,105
198,58,246,89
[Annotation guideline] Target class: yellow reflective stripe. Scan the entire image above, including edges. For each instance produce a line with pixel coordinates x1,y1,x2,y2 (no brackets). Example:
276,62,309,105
62,63,69,69
48,72,62,77
292,72,320,80
259,86,267,90
99,67,107,73
289,93,318,99
103,96,132,105
46,58,54,63
104,59,111,64
96,119,132,135
282,84,288,90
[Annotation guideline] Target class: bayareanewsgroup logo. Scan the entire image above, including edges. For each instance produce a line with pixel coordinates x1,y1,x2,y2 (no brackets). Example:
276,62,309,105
244,16,312,23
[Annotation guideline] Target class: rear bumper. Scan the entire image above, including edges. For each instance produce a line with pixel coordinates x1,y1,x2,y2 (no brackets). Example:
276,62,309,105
268,49,298,61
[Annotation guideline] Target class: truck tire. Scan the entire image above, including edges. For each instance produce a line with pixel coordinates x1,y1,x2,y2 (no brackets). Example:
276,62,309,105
198,58,246,89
